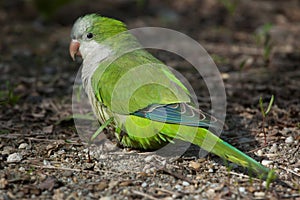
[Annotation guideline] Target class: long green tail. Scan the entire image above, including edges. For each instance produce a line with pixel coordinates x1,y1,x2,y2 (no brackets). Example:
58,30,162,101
195,128,269,177
162,124,273,179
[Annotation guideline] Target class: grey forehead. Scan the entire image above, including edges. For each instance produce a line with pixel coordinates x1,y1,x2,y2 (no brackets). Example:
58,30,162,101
70,16,93,39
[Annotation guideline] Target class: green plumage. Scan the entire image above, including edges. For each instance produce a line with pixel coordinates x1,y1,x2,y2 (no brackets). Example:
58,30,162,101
70,14,274,179
91,49,190,114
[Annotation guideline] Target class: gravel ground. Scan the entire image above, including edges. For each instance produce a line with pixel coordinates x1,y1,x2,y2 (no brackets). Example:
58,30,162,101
0,0,299,199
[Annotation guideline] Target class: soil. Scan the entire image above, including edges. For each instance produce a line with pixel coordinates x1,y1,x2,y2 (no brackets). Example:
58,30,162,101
0,0,299,199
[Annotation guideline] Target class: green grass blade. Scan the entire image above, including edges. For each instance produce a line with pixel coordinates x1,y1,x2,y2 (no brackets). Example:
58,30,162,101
259,96,266,118
265,95,274,115
90,117,114,141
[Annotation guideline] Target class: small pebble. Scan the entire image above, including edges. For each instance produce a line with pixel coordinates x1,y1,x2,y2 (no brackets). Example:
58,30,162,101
19,167,25,171
261,160,273,166
143,164,151,172
63,171,73,177
104,142,117,151
108,181,118,189
100,196,112,200
83,163,94,170
189,161,201,170
262,181,268,188
221,73,229,79
18,143,29,149
208,168,214,173
254,191,265,197
144,155,154,162
285,136,294,144
7,153,22,163
96,181,108,191
256,149,263,156
43,159,51,166
141,182,147,187
2,146,14,155
149,182,155,187
39,174,47,181
206,189,216,198
269,143,277,153
99,154,108,159
238,187,246,193
122,189,129,195
193,195,200,199
294,168,299,173
57,149,65,155
175,184,182,190
0,178,8,189
83,148,89,153
182,181,190,186
281,127,290,135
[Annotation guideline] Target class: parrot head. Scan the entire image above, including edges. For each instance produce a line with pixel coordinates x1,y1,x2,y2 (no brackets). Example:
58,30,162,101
69,14,127,60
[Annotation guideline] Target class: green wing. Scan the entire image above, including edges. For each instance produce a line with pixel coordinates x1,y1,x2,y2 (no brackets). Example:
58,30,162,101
91,49,191,114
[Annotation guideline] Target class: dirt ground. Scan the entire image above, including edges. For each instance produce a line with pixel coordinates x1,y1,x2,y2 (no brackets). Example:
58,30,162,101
0,0,299,199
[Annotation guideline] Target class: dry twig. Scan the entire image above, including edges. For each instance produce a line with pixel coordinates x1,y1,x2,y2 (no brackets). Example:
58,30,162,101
158,167,195,184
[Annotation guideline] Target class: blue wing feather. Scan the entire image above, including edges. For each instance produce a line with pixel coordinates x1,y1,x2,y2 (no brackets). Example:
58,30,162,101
132,103,219,129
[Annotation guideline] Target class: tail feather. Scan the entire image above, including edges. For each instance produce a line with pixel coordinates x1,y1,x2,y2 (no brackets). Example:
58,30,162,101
196,129,270,177
163,124,272,178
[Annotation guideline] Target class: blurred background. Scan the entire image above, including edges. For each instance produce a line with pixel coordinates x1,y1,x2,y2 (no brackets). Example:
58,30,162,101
1,0,299,98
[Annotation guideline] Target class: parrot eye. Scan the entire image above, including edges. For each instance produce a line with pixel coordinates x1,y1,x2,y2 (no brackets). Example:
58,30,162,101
86,32,93,39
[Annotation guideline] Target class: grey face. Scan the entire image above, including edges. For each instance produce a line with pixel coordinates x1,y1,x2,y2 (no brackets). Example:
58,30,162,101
71,16,93,40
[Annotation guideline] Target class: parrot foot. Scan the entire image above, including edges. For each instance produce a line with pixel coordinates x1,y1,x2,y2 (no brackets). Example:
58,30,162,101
119,130,128,144
114,130,128,149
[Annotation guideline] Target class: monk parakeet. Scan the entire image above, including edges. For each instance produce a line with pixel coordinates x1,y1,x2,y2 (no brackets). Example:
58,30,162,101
69,14,274,179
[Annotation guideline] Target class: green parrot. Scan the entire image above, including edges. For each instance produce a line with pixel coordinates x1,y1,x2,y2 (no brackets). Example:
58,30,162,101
69,14,273,179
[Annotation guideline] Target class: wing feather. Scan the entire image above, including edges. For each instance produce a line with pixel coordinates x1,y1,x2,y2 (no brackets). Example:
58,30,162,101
132,103,219,129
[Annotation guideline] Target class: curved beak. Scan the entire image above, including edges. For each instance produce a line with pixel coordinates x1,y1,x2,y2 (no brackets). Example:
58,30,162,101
69,39,81,61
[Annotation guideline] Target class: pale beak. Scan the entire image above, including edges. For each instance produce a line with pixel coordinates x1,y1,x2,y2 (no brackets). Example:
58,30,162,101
69,39,81,61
